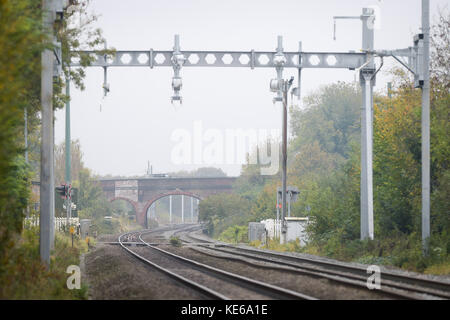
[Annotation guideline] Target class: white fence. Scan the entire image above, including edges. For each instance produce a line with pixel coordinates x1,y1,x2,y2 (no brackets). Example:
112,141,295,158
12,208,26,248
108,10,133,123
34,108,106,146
24,216,80,232
260,219,283,239
260,217,309,245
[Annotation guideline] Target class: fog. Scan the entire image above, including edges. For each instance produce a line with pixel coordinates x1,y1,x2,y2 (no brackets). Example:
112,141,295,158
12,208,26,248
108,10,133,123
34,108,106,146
54,0,448,177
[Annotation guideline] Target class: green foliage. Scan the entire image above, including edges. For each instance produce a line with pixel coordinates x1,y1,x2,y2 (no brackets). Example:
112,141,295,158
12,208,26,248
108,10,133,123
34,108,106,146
199,193,252,237
290,81,361,159
169,236,182,247
0,0,113,299
76,168,105,213
57,0,113,94
76,169,115,234
249,238,303,253
300,231,449,274
54,139,85,185
0,0,42,262
218,225,248,243
0,157,31,259
0,227,88,299
234,162,272,202
201,14,450,276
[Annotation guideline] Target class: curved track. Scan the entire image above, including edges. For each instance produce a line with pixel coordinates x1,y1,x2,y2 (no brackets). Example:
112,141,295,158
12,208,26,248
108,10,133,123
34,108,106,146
118,226,317,300
180,228,450,300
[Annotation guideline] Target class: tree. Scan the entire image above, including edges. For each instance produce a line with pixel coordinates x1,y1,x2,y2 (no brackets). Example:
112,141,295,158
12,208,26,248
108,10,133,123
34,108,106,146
290,81,361,160
199,193,252,236
54,139,84,185
0,0,43,259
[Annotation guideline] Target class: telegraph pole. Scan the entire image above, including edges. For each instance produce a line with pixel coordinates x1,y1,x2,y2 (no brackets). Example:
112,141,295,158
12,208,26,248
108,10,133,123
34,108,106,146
421,0,430,254
40,0,55,267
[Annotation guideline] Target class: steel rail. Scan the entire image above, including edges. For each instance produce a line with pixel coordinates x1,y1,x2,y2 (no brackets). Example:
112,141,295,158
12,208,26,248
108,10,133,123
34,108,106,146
118,229,230,300
136,228,317,300
184,231,450,300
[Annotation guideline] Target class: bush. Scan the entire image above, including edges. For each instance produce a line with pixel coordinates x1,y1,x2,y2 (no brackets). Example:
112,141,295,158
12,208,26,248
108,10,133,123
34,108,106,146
199,194,252,237
0,227,89,299
169,237,182,247
218,225,248,244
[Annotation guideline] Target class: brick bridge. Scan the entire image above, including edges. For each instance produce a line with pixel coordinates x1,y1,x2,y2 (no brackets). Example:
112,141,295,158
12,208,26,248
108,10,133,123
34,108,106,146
98,176,236,227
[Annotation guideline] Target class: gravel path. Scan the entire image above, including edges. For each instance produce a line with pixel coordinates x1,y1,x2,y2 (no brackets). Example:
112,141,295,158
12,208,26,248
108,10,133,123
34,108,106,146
83,242,208,300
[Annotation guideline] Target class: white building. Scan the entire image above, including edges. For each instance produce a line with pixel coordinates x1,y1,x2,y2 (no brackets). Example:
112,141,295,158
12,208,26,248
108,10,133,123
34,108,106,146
260,217,309,246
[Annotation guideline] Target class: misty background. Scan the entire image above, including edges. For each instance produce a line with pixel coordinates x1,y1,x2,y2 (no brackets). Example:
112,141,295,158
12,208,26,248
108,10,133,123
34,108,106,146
54,0,448,177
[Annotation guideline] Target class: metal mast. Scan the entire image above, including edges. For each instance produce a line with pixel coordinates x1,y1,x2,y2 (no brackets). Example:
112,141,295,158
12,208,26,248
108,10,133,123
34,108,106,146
421,0,430,254
40,0,56,267
334,8,376,240
65,77,72,225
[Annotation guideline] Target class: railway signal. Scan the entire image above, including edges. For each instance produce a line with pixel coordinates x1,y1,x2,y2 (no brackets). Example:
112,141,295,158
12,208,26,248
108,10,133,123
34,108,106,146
56,184,68,199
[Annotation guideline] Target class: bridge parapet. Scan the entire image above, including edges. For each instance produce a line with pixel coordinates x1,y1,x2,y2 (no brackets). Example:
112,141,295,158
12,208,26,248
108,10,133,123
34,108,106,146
98,176,236,227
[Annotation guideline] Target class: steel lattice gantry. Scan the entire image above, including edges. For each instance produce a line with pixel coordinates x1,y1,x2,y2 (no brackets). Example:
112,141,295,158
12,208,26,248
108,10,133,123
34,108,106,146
71,49,366,69
70,35,368,106
70,35,371,244
70,35,370,244
70,34,368,102
67,10,425,243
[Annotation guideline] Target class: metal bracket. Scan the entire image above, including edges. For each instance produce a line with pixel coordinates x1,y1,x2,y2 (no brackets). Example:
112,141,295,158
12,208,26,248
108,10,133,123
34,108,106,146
171,34,185,103
366,33,424,88
53,40,62,78
149,49,154,69
413,33,424,88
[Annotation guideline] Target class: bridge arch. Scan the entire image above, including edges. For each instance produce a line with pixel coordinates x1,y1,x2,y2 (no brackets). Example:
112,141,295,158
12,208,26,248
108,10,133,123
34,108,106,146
109,196,139,218
142,190,202,228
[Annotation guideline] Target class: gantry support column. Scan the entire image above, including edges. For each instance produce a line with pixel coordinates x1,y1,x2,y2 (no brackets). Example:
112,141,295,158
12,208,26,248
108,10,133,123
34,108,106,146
360,70,375,240
360,7,375,240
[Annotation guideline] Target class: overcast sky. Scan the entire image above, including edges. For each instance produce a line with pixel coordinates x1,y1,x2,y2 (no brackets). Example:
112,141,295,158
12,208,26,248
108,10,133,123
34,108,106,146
54,0,448,178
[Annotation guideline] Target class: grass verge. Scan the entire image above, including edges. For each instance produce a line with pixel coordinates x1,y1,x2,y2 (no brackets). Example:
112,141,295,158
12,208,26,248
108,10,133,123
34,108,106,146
0,226,90,299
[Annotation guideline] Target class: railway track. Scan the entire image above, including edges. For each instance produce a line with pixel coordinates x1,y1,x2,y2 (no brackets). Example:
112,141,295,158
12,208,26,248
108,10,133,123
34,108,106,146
118,226,317,300
179,229,450,300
